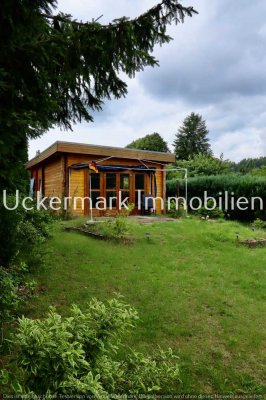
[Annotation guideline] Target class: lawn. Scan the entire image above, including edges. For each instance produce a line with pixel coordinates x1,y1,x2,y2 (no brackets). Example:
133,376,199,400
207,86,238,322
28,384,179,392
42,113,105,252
17,217,266,394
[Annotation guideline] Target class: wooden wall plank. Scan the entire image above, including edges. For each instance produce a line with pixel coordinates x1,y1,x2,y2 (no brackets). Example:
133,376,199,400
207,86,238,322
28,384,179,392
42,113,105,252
44,157,64,198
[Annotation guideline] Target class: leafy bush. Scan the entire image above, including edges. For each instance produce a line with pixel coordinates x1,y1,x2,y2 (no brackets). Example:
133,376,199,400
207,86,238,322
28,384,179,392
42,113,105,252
194,199,224,219
166,165,184,181
167,199,186,218
0,264,36,322
23,206,55,238
249,166,266,177
0,195,23,268
167,174,266,222
0,195,54,267
2,297,180,397
177,153,232,177
252,218,266,230
108,216,130,239
0,196,55,322
102,204,134,239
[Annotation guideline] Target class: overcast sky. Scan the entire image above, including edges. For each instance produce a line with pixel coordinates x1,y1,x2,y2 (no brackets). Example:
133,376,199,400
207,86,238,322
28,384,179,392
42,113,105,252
29,0,266,162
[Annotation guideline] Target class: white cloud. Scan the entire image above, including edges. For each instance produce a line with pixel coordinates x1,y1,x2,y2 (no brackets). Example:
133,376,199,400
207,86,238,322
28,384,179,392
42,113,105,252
213,129,265,162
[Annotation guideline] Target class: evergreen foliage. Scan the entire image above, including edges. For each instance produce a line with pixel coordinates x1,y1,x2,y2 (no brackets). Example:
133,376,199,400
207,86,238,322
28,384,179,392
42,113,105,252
0,0,197,192
167,174,266,221
173,112,212,160
233,157,266,173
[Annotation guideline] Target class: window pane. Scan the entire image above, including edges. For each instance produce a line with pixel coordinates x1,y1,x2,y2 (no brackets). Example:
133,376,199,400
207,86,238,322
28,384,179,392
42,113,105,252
91,191,100,208
120,190,130,206
120,174,129,190
106,191,117,208
91,173,100,190
135,174,145,190
106,174,116,190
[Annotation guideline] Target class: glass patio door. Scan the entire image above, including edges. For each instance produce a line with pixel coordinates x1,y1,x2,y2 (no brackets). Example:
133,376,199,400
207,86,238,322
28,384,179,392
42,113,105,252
134,173,145,209
106,173,117,209
120,174,130,207
105,172,130,210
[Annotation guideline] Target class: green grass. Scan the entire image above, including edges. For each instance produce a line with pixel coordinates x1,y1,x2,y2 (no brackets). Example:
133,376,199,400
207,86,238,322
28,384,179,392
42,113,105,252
15,218,266,394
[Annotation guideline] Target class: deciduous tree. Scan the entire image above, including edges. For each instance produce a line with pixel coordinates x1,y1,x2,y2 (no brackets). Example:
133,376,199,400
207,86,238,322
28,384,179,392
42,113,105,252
178,153,232,177
126,132,169,152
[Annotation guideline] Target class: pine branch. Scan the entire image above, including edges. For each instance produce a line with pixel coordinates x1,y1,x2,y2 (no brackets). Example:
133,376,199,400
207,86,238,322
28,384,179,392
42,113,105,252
40,0,198,30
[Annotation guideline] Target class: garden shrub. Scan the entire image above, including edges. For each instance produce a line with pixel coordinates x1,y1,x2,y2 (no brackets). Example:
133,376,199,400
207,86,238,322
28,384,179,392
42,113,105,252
167,199,186,218
253,218,266,230
167,174,266,221
108,215,130,239
102,204,134,239
0,195,54,268
194,199,224,219
1,297,180,397
0,264,36,322
0,195,55,322
0,195,23,268
176,154,232,177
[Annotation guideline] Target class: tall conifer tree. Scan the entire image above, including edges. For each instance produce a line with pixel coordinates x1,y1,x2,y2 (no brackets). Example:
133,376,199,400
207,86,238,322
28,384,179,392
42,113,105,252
173,112,212,160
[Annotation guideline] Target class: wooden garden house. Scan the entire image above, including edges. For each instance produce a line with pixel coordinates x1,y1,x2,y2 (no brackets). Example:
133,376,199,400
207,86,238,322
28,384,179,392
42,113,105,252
25,141,175,216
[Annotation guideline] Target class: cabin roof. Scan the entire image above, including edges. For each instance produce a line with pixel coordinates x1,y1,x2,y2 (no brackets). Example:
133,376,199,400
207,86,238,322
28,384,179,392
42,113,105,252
25,141,176,169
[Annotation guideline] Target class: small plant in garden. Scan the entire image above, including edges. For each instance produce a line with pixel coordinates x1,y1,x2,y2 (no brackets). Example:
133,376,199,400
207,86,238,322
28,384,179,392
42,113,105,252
252,218,266,230
102,203,135,240
195,199,224,219
1,296,180,397
109,216,130,238
168,199,186,218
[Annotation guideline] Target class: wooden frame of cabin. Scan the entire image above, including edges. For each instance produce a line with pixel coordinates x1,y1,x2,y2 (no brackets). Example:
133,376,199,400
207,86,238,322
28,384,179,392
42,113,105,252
25,141,175,216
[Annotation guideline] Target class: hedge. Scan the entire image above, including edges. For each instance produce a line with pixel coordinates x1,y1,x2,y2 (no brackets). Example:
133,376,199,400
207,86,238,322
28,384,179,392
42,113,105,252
166,174,266,221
